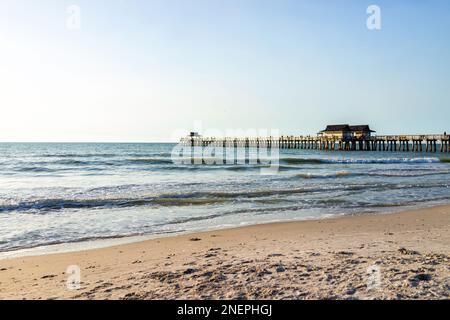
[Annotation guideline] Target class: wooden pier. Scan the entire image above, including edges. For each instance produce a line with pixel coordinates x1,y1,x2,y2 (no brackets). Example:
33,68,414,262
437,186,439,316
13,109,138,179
180,134,450,153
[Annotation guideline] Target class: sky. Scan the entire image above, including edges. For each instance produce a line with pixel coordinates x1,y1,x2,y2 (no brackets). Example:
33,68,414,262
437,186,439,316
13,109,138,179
1,0,449,142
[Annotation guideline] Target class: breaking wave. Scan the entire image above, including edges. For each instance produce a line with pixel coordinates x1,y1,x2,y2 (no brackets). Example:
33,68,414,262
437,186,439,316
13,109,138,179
281,157,442,165
2,181,449,214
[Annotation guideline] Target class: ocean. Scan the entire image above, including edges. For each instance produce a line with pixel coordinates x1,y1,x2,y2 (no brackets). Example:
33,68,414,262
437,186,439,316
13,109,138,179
1,142,449,255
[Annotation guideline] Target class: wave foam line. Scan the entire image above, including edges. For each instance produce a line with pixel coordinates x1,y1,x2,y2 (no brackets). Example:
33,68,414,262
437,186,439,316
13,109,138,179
281,157,442,165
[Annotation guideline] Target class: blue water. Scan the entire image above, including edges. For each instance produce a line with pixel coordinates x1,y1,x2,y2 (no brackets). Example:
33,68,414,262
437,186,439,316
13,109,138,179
1,143,450,253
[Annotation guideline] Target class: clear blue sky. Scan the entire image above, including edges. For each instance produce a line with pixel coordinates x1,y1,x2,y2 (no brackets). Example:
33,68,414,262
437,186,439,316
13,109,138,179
1,0,449,141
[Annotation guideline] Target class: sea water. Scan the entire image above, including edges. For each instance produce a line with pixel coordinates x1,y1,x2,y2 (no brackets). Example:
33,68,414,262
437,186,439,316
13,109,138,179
1,143,449,254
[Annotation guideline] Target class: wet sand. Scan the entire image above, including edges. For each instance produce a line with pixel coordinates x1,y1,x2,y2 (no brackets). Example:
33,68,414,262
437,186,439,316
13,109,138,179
0,205,449,300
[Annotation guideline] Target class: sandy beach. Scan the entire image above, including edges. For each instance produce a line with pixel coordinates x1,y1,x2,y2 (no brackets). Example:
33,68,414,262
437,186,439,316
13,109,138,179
0,205,449,300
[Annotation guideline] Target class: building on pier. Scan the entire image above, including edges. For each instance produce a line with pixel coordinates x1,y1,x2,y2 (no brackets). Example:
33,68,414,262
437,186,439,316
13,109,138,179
318,124,375,140
318,125,352,140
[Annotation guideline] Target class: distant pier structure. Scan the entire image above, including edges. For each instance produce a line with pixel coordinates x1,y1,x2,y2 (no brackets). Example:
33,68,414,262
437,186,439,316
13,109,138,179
180,125,450,153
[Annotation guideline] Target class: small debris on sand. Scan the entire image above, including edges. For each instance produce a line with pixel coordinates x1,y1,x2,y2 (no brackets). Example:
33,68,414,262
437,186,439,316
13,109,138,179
411,273,432,282
183,268,198,275
398,248,420,255
276,265,286,273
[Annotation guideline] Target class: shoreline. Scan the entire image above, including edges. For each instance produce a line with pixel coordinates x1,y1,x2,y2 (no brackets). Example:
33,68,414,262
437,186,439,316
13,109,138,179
0,201,445,261
0,204,449,299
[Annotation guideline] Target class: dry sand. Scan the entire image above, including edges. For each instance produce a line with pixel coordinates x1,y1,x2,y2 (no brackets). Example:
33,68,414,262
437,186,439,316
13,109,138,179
0,205,449,300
